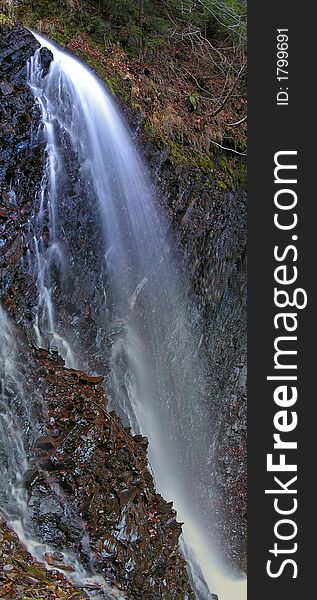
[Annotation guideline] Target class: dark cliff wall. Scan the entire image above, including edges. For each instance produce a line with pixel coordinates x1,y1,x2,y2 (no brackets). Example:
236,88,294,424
142,138,247,570
0,24,42,298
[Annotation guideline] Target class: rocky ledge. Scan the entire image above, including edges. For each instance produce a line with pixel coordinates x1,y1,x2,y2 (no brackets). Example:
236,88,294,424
23,347,194,599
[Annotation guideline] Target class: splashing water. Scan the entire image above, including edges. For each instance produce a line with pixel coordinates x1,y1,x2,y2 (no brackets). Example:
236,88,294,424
26,33,247,600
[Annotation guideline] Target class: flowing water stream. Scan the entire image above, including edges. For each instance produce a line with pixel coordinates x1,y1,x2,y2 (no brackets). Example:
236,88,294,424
1,33,246,600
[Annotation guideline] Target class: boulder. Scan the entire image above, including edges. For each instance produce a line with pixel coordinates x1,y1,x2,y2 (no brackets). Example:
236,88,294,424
39,46,53,77
35,435,57,451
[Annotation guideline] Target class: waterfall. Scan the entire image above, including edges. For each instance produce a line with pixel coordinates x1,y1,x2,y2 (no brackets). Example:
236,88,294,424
26,33,247,600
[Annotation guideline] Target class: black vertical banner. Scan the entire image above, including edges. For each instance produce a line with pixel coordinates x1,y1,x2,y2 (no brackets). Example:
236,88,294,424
248,2,315,600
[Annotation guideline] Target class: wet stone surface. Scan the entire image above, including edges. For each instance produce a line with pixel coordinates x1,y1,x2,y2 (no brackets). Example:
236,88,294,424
0,24,54,327
25,348,195,599
140,134,247,571
0,516,88,599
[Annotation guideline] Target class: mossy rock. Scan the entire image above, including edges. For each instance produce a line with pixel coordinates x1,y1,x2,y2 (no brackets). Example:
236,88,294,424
216,179,229,190
0,12,14,27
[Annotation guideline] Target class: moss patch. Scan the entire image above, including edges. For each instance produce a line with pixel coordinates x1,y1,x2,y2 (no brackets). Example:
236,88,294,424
0,12,14,26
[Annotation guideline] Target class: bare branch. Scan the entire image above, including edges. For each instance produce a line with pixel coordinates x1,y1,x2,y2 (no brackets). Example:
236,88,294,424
225,115,247,127
208,138,247,155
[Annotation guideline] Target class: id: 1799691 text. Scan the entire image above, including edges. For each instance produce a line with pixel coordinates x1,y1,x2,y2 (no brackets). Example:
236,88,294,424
276,29,289,106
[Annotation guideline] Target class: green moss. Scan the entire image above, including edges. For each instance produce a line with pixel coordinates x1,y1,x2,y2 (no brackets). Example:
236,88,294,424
19,113,32,124
214,153,247,190
227,158,247,188
165,137,244,188
0,12,14,26
216,179,229,190
166,139,189,165
50,31,68,45
165,139,215,173
75,51,130,102
195,155,214,172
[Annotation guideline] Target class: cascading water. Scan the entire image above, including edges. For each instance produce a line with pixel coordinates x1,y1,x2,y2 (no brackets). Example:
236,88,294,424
26,87,77,368
25,33,247,600
0,306,30,522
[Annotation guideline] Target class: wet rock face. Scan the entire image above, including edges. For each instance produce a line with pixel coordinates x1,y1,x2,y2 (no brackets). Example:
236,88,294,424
0,26,53,312
0,516,88,599
140,137,247,570
33,124,111,373
39,46,53,76
0,24,42,303
0,25,103,369
0,24,40,180
24,349,194,599
168,177,247,571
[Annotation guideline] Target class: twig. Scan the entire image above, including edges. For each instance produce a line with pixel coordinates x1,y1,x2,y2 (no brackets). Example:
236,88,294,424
208,138,247,156
225,115,247,127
